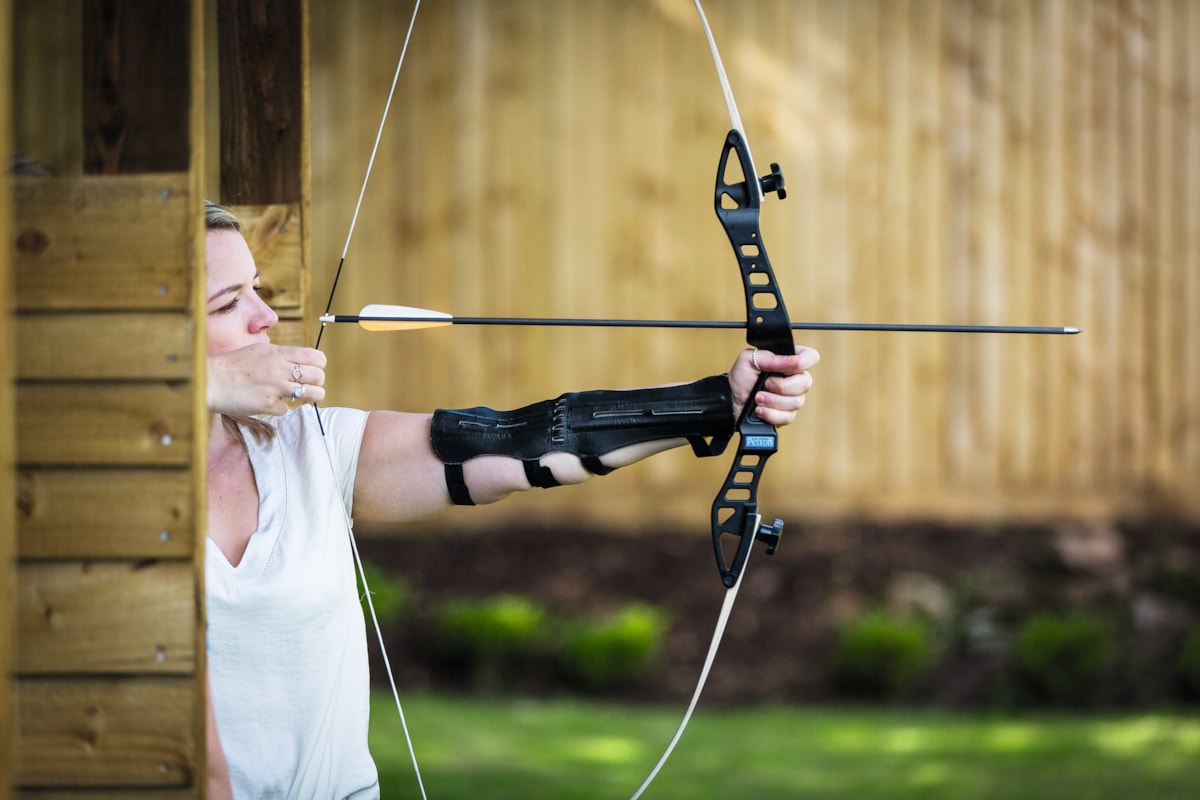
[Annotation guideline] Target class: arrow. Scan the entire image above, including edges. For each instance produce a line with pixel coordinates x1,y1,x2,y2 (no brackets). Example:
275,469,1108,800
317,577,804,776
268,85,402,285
319,304,1082,335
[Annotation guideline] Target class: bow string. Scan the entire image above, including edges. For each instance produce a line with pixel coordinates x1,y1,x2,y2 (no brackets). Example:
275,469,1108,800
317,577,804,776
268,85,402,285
311,3,428,799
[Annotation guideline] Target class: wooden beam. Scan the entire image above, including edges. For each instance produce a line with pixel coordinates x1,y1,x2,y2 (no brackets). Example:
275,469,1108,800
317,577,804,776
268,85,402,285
17,469,194,560
11,0,83,176
15,677,196,787
17,313,194,381
270,318,310,347
218,0,305,203
82,0,192,174
17,561,195,674
2,0,16,792
228,203,305,313
185,0,209,793
17,384,193,467
17,790,193,799
14,176,193,311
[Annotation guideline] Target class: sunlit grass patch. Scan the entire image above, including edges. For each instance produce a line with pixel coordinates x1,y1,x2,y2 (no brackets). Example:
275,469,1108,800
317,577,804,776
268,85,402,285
371,693,1200,799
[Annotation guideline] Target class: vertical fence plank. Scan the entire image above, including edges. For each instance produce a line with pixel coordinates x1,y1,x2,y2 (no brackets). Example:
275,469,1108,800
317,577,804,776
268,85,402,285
1033,0,1069,487
879,0,910,490
813,0,856,499
1065,0,1096,494
1184,0,1200,494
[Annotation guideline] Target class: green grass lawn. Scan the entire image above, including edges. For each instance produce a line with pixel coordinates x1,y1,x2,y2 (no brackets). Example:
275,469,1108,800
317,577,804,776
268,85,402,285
369,692,1200,799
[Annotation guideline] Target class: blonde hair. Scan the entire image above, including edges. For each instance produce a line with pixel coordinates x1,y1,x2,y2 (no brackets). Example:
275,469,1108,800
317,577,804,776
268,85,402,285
206,201,243,232
206,202,278,444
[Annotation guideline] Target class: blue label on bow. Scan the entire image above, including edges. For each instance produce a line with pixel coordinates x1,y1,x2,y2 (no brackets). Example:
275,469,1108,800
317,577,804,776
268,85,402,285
744,435,776,451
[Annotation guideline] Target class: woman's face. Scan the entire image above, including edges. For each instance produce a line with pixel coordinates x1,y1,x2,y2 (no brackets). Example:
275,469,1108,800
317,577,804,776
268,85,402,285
206,229,279,356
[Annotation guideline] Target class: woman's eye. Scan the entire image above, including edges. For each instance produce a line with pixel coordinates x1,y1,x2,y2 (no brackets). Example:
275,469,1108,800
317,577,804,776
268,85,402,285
214,298,239,314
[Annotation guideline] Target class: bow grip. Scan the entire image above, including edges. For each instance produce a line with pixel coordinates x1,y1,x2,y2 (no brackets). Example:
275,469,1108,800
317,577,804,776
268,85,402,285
711,370,783,587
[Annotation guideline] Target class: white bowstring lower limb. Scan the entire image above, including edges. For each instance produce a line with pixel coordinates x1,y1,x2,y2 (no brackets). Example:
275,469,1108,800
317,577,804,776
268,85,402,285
628,545,751,800
318,422,429,800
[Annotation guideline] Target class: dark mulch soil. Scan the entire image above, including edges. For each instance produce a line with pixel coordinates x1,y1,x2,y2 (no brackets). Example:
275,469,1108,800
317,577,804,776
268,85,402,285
356,519,1200,708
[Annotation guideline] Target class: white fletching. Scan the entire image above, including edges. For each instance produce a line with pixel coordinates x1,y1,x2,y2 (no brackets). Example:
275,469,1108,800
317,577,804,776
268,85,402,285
321,304,454,331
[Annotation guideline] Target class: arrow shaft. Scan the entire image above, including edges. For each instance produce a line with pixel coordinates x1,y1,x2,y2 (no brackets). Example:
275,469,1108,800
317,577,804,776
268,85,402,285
320,314,1079,335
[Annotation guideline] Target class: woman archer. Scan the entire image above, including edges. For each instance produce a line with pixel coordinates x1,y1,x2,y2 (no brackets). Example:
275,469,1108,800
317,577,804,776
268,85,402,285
202,201,819,797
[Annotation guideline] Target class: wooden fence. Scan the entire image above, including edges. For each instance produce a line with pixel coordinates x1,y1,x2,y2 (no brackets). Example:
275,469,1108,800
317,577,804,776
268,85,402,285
307,0,1200,529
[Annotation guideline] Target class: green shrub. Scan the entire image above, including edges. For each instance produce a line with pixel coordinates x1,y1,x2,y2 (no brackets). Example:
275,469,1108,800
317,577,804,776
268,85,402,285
1014,613,1112,706
831,612,935,699
433,594,549,689
556,604,669,690
1178,629,1200,699
357,560,411,628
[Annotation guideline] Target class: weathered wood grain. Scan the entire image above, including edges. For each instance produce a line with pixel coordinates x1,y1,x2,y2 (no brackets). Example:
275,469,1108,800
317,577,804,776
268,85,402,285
2,0,17,792
83,0,191,174
227,204,304,313
17,561,195,674
17,313,194,381
16,469,193,560
218,0,305,203
14,175,193,311
16,384,192,467
15,677,195,787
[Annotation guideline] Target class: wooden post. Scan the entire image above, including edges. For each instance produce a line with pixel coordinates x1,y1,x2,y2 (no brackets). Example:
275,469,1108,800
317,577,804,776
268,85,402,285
9,0,313,794
2,0,16,794
10,0,207,794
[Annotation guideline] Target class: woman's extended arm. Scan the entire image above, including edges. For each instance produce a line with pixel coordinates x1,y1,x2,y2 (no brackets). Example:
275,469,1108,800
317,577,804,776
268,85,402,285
351,345,818,523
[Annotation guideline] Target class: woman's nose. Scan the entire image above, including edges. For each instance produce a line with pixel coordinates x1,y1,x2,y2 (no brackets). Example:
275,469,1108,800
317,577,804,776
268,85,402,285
251,294,279,332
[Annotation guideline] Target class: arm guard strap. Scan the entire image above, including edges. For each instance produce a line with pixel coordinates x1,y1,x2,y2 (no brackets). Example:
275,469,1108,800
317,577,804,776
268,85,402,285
432,374,735,505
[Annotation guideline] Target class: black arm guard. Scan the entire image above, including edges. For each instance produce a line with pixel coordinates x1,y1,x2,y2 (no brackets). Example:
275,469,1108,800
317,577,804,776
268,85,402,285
431,374,735,505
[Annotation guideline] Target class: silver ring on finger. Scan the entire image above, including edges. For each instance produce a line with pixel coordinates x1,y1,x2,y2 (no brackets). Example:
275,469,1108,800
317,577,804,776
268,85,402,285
292,363,303,381
291,383,305,401
751,348,762,373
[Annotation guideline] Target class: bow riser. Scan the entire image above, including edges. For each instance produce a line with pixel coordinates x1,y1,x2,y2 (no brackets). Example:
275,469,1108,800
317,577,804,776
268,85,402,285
711,129,794,588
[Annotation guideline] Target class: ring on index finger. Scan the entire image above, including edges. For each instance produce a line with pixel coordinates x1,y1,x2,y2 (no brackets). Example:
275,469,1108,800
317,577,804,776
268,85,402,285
291,384,305,401
292,363,303,381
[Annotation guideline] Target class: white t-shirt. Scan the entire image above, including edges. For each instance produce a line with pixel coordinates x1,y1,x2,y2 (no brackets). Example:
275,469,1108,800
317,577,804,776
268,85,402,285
207,405,380,799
